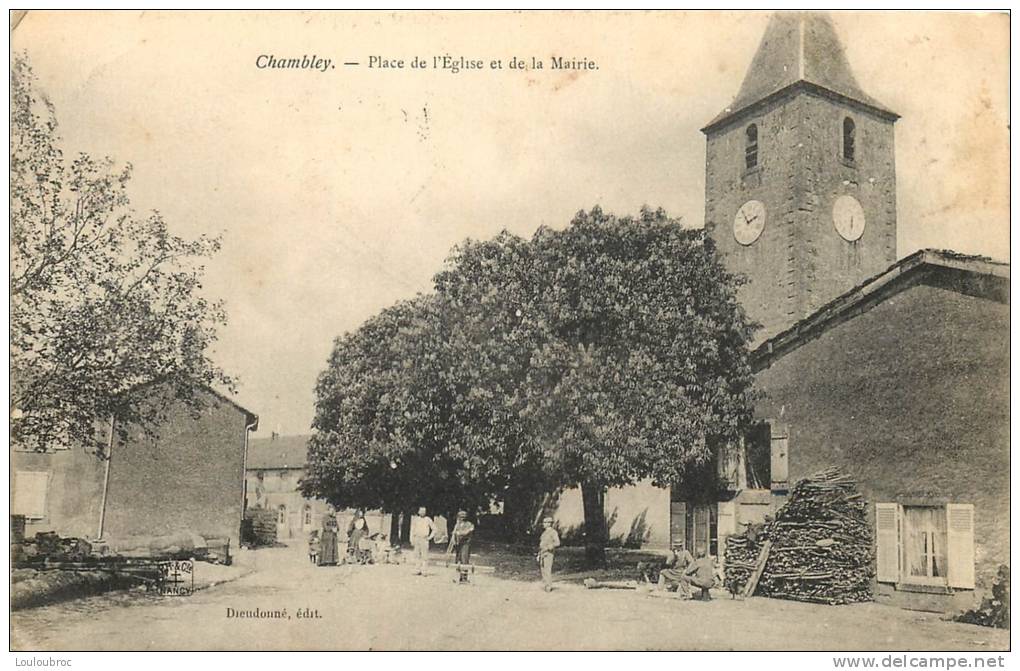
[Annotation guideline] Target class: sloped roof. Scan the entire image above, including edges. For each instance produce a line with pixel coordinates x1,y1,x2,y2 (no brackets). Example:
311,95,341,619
752,249,1009,371
704,12,898,133
120,377,258,428
247,434,311,470
203,385,259,428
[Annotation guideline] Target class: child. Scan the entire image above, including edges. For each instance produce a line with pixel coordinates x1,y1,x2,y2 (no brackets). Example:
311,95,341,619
373,533,391,564
308,530,321,565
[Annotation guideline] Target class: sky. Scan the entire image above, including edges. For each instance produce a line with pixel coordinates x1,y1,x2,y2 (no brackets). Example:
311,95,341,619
12,11,1010,436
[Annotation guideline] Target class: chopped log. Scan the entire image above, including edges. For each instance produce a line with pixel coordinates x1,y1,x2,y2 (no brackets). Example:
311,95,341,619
583,578,640,590
430,559,496,574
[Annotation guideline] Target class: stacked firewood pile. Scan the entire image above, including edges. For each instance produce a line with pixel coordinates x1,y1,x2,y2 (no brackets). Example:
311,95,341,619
16,531,226,565
242,508,278,546
723,530,762,596
725,468,873,605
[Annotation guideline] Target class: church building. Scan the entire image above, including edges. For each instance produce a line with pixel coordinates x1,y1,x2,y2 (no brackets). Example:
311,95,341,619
551,12,1009,614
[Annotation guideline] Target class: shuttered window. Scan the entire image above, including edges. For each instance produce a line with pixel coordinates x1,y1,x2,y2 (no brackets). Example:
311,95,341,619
875,503,975,590
741,419,788,492
13,471,49,520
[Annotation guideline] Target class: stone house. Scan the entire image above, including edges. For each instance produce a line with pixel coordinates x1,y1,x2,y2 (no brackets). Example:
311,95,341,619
12,384,259,552
244,434,391,541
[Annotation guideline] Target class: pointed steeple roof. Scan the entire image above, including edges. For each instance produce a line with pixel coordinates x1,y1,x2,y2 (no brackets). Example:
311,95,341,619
703,12,898,133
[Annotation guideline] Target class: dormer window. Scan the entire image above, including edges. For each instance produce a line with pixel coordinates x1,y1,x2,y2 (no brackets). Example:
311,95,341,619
745,124,759,170
843,117,856,162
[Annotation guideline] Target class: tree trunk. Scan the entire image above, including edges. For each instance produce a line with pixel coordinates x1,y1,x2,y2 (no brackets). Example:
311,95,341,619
399,509,412,544
389,512,401,545
581,481,607,566
503,486,541,542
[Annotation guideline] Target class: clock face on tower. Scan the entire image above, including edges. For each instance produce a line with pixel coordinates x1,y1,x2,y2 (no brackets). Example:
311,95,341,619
733,200,766,246
833,195,866,241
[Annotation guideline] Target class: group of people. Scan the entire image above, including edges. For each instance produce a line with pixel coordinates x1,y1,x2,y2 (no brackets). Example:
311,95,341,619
308,509,392,566
308,507,477,580
642,545,719,600
307,507,713,598
411,507,476,583
539,516,718,598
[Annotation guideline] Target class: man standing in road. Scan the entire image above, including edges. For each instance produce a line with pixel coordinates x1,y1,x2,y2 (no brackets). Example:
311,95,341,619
410,506,436,576
447,510,475,583
538,516,560,592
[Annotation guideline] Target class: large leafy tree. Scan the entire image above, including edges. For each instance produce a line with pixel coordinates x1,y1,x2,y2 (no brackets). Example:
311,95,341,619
306,206,756,561
301,295,505,521
436,207,757,561
10,55,231,455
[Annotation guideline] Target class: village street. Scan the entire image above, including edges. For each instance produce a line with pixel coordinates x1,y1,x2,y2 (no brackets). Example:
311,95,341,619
11,543,1008,651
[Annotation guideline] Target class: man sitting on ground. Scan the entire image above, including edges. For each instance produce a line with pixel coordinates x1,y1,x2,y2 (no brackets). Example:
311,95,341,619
656,544,695,596
680,549,717,601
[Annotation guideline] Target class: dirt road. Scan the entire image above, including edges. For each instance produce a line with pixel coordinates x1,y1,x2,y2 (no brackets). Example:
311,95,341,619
10,543,1008,651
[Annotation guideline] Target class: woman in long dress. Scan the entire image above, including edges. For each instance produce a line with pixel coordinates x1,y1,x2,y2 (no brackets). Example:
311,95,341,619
318,513,339,566
346,509,369,538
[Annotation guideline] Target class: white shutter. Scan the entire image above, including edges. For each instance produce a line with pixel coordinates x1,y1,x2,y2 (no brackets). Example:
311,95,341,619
13,471,49,519
770,422,789,490
875,503,900,583
717,500,737,537
717,501,737,569
946,504,975,590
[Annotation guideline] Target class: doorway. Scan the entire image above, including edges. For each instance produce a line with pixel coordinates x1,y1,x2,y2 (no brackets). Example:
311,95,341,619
670,501,718,556
276,504,288,539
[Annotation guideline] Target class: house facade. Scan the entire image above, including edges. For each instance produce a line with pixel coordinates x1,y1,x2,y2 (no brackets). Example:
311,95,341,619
12,384,258,551
747,251,1008,611
244,434,391,541
245,434,330,540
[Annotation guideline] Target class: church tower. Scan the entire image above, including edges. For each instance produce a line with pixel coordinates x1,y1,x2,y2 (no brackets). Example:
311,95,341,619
703,12,899,343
